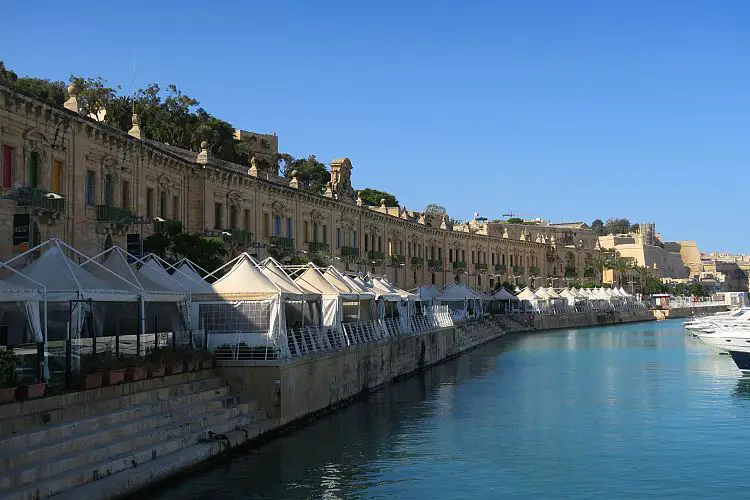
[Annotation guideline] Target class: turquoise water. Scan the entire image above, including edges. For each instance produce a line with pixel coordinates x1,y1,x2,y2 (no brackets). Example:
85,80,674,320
149,319,750,499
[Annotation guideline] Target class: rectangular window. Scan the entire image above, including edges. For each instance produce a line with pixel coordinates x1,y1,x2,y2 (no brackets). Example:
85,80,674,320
312,222,318,243
378,236,382,252
121,180,130,210
2,146,12,189
502,254,506,266
352,230,357,248
336,228,341,248
438,247,442,261
323,225,328,244
471,251,475,264
85,170,96,207
364,234,369,251
173,195,179,220
461,250,465,262
146,188,154,218
303,221,309,243
244,209,251,230
229,207,237,229
263,213,270,237
492,253,495,265
214,202,223,229
286,217,292,238
52,159,62,193
160,192,167,218
407,242,411,257
449,249,453,262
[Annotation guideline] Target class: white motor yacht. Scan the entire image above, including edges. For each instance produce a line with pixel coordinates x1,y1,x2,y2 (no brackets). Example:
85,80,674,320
684,307,750,335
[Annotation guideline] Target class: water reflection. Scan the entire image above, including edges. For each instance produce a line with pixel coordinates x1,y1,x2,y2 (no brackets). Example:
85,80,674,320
149,320,750,500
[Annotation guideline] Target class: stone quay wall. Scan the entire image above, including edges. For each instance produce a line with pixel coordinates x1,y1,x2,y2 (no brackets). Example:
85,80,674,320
219,309,657,431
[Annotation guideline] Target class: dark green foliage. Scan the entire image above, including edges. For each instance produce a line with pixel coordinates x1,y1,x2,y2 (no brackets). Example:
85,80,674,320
143,225,227,273
590,219,605,235
358,188,398,207
280,155,329,195
506,217,524,225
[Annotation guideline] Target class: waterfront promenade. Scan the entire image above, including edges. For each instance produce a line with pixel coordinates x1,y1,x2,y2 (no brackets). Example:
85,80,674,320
0,306,672,500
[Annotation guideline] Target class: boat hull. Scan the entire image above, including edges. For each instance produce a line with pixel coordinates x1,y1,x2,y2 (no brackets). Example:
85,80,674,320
728,349,750,374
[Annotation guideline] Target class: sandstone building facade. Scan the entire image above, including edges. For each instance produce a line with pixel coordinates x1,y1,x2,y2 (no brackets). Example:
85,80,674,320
0,82,601,292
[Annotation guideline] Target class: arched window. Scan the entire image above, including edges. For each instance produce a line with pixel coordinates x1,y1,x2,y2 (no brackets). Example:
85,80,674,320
28,151,40,188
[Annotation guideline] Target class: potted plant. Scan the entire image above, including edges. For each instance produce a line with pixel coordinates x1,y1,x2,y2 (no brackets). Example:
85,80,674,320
0,349,17,404
15,380,47,400
145,348,165,378
164,349,184,376
124,355,146,382
199,351,215,370
102,353,127,386
75,353,103,391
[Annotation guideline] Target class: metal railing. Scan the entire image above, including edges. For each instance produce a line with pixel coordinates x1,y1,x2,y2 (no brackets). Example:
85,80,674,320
340,246,359,258
309,241,329,253
368,250,385,261
270,235,294,250
475,262,488,271
16,187,67,213
428,259,444,270
411,256,424,268
453,261,467,270
96,205,134,224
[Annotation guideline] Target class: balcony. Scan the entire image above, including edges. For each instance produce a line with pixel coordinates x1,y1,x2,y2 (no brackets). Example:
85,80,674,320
96,205,134,225
340,246,359,259
529,266,540,276
565,268,578,278
308,241,330,253
512,265,525,275
367,250,385,262
270,235,294,250
427,259,444,270
390,254,405,266
475,262,488,271
452,261,467,270
495,264,507,273
16,187,67,214
229,229,252,245
155,218,183,234
410,256,424,268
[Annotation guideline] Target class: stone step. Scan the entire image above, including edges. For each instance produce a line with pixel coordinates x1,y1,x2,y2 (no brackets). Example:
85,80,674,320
0,387,233,473
2,414,249,500
0,375,226,437
46,419,266,500
0,406,243,495
0,370,217,423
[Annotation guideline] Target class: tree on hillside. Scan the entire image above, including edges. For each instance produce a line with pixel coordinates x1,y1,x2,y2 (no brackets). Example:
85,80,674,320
590,219,605,235
280,155,329,195
68,76,121,121
143,225,227,272
604,218,631,235
358,188,398,207
424,204,458,227
506,217,524,225
629,223,640,233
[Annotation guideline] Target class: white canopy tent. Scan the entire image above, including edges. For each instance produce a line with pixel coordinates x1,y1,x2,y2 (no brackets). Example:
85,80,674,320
323,267,376,323
196,253,290,358
516,286,542,311
437,283,483,320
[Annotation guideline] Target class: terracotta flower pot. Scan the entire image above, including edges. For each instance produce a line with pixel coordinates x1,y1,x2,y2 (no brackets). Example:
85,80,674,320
76,373,103,391
0,387,17,404
15,382,46,400
166,362,184,376
147,364,165,378
125,366,146,382
104,368,126,386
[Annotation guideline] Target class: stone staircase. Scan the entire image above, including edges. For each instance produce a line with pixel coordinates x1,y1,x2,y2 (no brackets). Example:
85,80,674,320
0,370,270,500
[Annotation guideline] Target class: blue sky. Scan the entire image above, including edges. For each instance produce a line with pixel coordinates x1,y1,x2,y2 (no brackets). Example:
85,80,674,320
5,1,750,252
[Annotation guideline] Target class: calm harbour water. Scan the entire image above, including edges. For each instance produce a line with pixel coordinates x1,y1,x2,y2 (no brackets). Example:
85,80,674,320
149,319,750,499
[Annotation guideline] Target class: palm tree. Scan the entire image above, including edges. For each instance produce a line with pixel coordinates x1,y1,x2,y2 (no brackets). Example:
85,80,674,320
588,254,611,284
633,265,651,294
612,258,631,287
